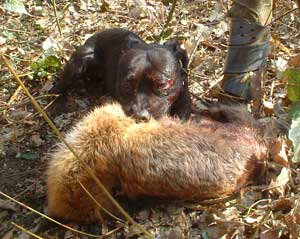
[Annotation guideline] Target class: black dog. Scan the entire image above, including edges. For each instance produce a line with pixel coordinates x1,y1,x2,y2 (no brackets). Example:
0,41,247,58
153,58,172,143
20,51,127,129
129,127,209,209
50,28,191,120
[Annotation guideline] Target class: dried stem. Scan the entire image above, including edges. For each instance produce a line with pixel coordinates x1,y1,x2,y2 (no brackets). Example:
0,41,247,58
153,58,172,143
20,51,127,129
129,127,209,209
51,0,62,36
1,55,154,239
158,0,178,40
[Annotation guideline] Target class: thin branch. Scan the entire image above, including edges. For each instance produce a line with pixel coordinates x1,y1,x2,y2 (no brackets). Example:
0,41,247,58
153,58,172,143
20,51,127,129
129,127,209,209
1,55,155,239
158,0,178,40
51,0,62,36
0,191,100,238
12,222,44,239
267,8,298,26
187,34,203,70
78,180,125,223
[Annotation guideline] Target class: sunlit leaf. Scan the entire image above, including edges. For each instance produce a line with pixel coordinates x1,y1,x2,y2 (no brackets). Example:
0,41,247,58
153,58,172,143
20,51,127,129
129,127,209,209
269,167,290,196
100,1,109,12
284,68,300,102
161,0,172,6
2,30,16,40
4,0,30,15
30,55,62,77
289,102,300,162
159,28,173,41
16,152,39,160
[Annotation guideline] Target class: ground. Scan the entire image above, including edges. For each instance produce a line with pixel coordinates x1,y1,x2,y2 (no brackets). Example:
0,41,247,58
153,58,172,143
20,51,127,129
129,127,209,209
0,0,300,238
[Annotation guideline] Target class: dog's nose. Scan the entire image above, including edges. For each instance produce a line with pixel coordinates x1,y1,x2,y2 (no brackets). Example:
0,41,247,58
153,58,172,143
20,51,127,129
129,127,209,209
135,110,151,121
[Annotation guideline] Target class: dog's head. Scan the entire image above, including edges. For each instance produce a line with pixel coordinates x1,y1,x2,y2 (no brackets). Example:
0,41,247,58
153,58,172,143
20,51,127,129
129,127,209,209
116,45,185,121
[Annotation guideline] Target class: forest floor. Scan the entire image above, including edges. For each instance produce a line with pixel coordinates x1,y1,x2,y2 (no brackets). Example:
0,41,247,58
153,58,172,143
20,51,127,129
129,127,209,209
0,0,300,238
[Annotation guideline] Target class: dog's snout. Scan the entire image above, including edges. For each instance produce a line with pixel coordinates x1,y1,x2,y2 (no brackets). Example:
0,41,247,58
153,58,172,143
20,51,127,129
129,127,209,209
134,110,151,121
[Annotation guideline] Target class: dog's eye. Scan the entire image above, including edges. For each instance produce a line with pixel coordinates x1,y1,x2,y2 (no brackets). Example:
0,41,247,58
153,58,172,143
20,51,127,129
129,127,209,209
156,82,167,89
157,89,169,97
153,81,170,97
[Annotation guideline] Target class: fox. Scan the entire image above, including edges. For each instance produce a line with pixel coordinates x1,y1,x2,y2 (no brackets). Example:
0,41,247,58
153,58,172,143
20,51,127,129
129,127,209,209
47,103,267,222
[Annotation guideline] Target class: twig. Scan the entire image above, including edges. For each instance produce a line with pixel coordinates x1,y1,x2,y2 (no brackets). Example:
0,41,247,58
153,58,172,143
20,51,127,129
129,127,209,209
78,180,125,223
3,85,22,124
200,74,223,97
1,55,155,239
0,199,17,211
12,222,44,239
158,0,178,40
0,94,59,111
267,8,298,26
7,85,22,105
263,4,273,26
245,199,269,217
183,195,235,210
0,191,100,238
190,92,203,101
187,34,203,70
250,210,271,239
51,0,62,36
104,227,122,237
269,80,275,101
13,185,34,200
0,72,34,83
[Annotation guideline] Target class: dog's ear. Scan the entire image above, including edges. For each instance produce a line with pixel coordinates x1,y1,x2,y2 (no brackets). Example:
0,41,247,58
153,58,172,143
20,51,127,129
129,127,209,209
47,45,99,116
169,78,192,120
50,45,96,94
66,46,95,74
164,39,191,120
126,34,144,49
163,38,189,71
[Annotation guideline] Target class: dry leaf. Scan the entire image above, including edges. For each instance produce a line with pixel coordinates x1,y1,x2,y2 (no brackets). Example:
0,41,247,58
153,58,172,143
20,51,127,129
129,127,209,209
291,198,300,224
272,198,292,212
269,167,290,196
0,199,17,211
270,138,289,167
296,0,300,10
0,36,6,45
40,80,54,93
129,6,143,18
285,214,298,239
31,134,43,147
271,38,292,56
295,213,300,224
0,6,5,15
260,229,279,239
275,57,288,72
288,54,300,68
263,100,274,115
245,216,259,224
8,109,31,121
2,228,16,239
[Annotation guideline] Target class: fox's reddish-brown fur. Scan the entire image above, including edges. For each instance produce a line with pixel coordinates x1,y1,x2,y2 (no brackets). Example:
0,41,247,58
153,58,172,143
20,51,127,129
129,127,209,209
47,103,267,222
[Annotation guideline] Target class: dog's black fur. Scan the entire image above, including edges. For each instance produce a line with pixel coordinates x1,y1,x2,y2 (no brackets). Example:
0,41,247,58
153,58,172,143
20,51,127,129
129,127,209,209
50,28,191,120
